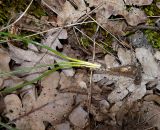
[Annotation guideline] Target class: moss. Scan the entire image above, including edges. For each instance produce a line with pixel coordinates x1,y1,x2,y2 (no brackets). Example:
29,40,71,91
79,22,114,53
142,0,160,49
144,30,160,48
0,0,46,25
143,0,160,16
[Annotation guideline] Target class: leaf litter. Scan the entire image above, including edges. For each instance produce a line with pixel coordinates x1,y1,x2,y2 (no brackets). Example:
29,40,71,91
0,0,160,130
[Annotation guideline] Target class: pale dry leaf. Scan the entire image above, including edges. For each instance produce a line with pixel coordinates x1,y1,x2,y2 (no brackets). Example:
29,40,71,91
0,48,11,88
117,48,133,65
123,7,147,26
21,85,36,112
104,54,119,68
57,0,89,26
69,105,88,128
127,83,146,103
4,94,22,120
136,48,160,78
93,0,147,27
107,78,133,103
5,72,75,130
124,0,153,6
41,29,67,51
101,20,127,36
54,122,71,130
0,48,10,72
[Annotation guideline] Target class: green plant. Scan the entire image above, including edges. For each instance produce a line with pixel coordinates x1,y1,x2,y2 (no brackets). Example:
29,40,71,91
144,30,160,48
0,32,101,94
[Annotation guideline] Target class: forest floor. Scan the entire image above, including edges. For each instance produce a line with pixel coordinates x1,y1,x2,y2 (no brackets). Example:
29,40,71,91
0,0,160,130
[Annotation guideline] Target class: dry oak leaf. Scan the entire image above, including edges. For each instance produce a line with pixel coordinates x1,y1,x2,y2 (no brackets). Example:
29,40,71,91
4,72,75,130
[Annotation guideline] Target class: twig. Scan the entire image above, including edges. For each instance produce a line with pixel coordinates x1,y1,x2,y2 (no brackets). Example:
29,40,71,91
72,27,91,55
74,26,106,52
88,25,99,129
0,0,33,31
41,0,62,17
126,25,160,32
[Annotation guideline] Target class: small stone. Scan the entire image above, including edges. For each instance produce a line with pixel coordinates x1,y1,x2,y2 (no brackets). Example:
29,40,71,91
69,106,88,128
129,31,151,49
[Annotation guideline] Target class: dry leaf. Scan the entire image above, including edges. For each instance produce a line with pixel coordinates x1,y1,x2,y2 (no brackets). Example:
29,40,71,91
5,72,75,130
57,1,89,25
69,105,88,128
0,48,11,88
136,48,160,78
123,7,147,26
92,0,147,28
124,0,153,6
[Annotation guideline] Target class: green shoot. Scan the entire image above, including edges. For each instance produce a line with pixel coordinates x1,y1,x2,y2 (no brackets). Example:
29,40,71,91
0,32,101,94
